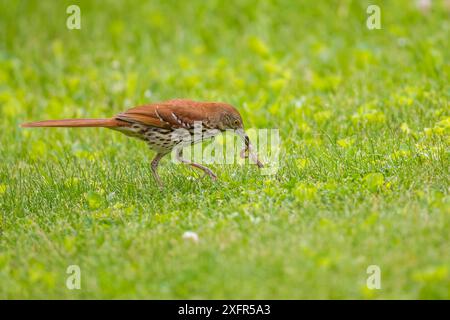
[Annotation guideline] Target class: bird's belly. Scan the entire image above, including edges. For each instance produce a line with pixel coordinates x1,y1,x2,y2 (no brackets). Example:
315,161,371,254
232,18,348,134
114,124,220,153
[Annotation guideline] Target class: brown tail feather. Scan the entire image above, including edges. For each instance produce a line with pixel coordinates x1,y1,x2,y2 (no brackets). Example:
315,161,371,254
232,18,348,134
21,118,125,128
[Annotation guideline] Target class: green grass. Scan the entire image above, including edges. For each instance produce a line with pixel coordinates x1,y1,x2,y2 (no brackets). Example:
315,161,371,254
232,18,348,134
0,0,449,299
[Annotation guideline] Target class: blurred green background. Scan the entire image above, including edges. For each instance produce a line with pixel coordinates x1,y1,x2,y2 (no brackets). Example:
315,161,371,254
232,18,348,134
0,0,449,298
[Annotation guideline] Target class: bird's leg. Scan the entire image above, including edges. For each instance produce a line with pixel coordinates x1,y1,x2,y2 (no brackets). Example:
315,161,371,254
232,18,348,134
151,152,167,189
176,148,217,181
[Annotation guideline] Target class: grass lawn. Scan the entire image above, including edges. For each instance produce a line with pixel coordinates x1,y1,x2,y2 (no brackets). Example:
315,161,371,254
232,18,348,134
0,0,449,299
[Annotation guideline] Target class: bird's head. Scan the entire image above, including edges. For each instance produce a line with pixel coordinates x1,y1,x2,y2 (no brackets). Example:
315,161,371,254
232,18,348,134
213,103,263,168
211,103,244,131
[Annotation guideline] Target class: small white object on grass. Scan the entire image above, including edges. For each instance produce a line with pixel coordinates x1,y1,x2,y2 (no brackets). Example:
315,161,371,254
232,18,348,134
416,0,432,12
182,231,199,243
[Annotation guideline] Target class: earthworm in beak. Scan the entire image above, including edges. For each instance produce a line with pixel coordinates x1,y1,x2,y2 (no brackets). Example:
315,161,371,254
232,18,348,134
236,129,264,168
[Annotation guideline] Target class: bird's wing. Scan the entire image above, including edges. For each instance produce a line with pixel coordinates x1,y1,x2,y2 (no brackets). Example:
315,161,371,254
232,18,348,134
115,99,211,129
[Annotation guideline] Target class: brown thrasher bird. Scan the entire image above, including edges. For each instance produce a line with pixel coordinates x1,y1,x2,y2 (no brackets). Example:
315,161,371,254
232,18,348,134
22,99,263,188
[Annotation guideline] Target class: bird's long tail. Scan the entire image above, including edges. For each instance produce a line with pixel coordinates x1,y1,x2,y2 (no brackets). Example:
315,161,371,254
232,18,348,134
21,118,124,128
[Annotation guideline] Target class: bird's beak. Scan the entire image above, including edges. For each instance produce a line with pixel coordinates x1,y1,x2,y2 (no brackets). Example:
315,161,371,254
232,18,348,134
236,128,264,168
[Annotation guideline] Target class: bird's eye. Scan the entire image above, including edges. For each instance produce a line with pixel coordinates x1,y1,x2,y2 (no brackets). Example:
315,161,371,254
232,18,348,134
234,120,240,125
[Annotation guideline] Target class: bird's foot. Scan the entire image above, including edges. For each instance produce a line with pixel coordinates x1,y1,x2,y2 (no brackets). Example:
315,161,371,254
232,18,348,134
190,163,217,181
203,170,217,181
